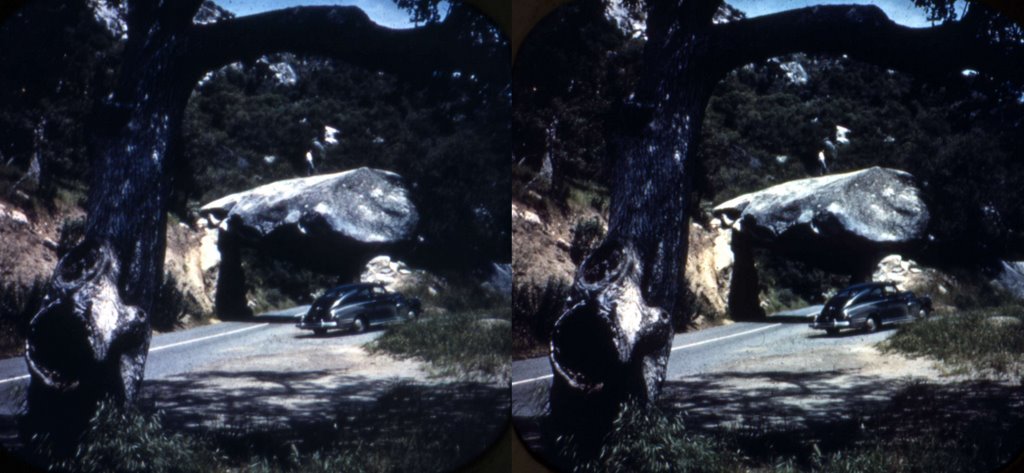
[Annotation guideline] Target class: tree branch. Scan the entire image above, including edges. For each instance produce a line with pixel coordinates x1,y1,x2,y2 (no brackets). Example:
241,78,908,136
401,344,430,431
185,6,478,79
708,4,1023,82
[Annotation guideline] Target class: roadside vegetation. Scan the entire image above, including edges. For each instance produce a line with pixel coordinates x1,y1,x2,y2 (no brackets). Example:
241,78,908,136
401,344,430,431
881,304,1024,379
368,275,510,381
369,308,510,381
25,389,501,473
546,391,1020,473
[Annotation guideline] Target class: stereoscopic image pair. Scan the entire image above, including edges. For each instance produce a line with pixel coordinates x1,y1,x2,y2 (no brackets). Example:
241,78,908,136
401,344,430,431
1,1,1023,472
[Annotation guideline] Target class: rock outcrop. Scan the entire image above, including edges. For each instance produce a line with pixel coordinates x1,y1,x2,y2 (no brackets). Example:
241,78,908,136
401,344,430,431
360,255,438,295
711,167,929,318
872,254,950,297
713,167,928,275
200,167,418,245
482,262,512,297
199,168,419,317
995,261,1024,301
683,219,733,324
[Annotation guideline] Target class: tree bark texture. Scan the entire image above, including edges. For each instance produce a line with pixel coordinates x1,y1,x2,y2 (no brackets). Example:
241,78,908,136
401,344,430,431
549,0,720,436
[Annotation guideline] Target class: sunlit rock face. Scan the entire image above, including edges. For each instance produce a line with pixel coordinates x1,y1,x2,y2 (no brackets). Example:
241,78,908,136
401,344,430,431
713,167,929,275
200,167,418,246
199,168,418,317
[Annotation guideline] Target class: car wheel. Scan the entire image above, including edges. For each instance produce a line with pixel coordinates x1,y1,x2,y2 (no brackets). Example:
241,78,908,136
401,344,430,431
352,317,368,333
865,316,880,333
918,308,930,319
313,328,327,336
826,328,840,336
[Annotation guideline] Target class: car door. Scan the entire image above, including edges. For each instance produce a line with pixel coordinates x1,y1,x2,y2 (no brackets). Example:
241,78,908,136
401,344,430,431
369,286,396,323
856,287,884,319
335,289,372,325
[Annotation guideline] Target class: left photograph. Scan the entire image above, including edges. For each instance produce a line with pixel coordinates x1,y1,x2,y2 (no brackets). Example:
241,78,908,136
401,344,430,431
0,0,510,471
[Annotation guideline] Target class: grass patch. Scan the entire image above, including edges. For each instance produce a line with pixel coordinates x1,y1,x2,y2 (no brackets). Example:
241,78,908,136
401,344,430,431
557,402,745,473
33,402,222,473
368,309,510,380
26,385,501,473
879,305,1024,378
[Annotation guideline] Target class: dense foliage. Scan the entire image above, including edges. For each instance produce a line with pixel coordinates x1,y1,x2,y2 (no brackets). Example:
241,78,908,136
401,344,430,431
0,0,119,204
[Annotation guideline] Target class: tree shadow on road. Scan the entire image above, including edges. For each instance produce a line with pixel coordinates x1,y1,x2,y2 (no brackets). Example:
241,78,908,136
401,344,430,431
514,371,1024,472
658,371,1024,471
139,370,509,471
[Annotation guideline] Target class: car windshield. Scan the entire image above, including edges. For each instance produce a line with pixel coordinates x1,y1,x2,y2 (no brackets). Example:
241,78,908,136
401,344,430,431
834,286,866,298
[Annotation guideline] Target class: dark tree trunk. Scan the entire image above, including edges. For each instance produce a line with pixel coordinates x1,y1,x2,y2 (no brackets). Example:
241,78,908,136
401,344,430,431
23,7,198,444
728,231,764,320
214,229,252,319
548,0,721,440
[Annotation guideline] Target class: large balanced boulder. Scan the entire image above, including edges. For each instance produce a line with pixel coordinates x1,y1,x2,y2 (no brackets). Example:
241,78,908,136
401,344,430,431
198,168,418,317
713,167,928,276
200,167,418,245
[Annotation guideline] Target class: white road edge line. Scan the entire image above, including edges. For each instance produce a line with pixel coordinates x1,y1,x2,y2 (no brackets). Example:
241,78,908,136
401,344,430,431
0,374,28,385
670,323,782,351
510,323,784,387
511,374,552,387
150,323,270,352
0,323,273,385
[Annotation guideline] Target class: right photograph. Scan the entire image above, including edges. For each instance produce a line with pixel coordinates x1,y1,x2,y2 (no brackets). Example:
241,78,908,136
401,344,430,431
511,0,1024,471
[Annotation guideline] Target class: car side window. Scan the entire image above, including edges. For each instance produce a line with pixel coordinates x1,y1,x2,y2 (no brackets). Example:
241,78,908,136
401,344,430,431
373,287,387,297
347,289,371,303
861,288,883,302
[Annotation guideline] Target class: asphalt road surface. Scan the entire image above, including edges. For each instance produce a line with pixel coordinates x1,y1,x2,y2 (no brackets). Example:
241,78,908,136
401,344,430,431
0,305,379,416
512,319,899,419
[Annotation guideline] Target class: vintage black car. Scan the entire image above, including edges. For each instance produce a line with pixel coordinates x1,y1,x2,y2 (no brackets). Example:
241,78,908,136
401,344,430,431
297,283,421,335
810,282,931,335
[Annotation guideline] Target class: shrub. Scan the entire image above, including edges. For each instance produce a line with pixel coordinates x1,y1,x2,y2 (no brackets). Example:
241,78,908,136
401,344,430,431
56,217,86,258
569,217,605,265
512,278,570,359
0,279,45,357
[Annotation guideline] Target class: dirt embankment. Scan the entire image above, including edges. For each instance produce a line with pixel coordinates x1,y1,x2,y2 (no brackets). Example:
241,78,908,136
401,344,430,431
512,201,579,288
0,198,215,327
0,200,70,286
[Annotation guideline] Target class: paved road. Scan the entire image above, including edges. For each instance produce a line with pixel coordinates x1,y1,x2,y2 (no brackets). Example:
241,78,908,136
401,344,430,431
0,306,378,415
512,318,898,418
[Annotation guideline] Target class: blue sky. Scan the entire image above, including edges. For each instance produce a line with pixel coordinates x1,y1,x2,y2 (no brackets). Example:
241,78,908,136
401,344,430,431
728,0,963,27
215,1,959,30
217,0,417,28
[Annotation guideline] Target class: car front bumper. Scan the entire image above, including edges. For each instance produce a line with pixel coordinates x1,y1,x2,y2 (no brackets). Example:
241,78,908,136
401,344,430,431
297,320,341,330
809,320,853,330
